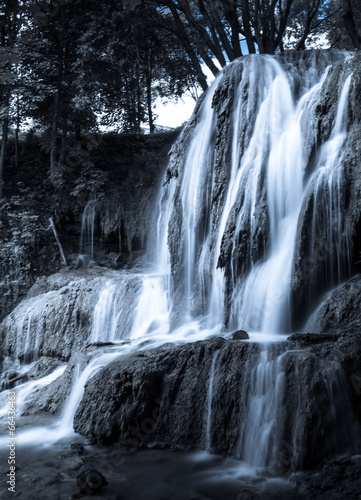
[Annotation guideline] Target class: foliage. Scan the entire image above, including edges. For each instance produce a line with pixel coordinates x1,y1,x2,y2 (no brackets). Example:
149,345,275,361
0,0,360,193
146,0,360,87
70,160,109,200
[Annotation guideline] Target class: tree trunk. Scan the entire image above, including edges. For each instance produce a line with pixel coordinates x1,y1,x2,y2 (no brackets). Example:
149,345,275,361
342,0,361,49
136,62,142,133
177,0,225,70
295,0,321,51
0,115,9,199
58,112,68,169
15,94,20,169
242,0,256,54
167,3,208,91
197,0,229,65
50,83,60,188
0,87,10,199
207,1,238,61
220,0,243,58
146,67,155,134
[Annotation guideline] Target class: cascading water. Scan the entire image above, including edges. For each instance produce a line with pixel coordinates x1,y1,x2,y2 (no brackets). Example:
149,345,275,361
163,75,223,322
1,51,359,475
205,350,220,451
240,347,285,466
219,56,352,334
309,74,353,286
158,51,354,336
79,196,98,264
146,50,356,469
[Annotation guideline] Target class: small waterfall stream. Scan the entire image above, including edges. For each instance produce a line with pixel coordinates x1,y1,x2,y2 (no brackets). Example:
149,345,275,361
241,349,285,466
309,74,353,285
205,350,220,451
1,51,359,473
79,196,98,264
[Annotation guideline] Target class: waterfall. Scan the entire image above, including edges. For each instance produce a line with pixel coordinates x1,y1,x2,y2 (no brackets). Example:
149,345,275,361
2,51,359,474
58,350,122,435
79,196,98,264
158,52,353,334
240,347,285,466
230,67,351,333
308,74,353,286
148,51,356,468
90,276,142,343
205,350,220,451
179,75,222,319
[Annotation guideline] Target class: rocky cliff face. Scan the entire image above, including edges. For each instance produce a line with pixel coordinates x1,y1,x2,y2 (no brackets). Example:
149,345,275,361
291,53,361,328
73,333,361,472
306,274,361,333
0,269,142,363
73,339,251,454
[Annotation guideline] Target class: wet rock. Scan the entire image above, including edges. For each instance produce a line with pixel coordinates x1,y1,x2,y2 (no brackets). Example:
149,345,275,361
306,275,361,333
164,50,361,328
291,53,361,328
299,455,361,499
27,357,63,378
85,341,115,349
75,468,108,497
22,346,102,415
232,330,249,340
74,339,256,455
2,357,62,390
0,269,142,362
287,333,339,345
74,335,361,471
71,442,85,455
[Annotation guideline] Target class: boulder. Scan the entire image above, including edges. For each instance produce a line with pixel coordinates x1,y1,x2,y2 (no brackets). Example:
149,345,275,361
232,330,249,340
74,468,108,498
306,275,361,333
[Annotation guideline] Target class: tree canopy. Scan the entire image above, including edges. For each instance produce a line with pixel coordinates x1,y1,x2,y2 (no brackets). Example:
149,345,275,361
0,0,359,194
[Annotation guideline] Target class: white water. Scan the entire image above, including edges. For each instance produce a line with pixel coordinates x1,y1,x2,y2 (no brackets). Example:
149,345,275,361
130,275,171,339
0,364,66,418
59,350,123,435
1,53,356,469
205,350,220,451
179,75,222,316
152,53,352,335
5,290,62,363
241,349,285,466
227,60,351,333
79,197,97,263
90,276,142,343
308,74,353,285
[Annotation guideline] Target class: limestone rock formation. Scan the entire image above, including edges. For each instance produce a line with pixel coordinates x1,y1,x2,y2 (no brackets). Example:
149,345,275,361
73,334,361,471
306,274,361,333
0,268,142,363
